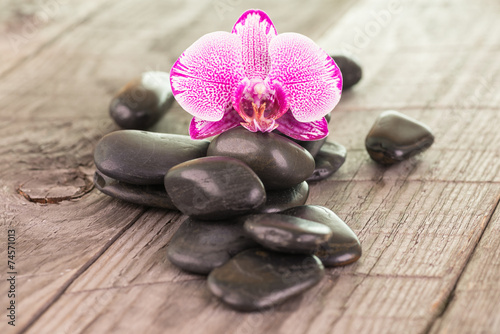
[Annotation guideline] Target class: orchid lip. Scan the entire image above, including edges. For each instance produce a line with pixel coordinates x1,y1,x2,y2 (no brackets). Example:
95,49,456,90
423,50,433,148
234,78,286,133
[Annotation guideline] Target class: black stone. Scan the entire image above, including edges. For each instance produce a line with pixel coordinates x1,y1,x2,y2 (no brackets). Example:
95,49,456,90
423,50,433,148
207,249,324,311
94,130,209,185
167,217,258,274
164,156,266,220
282,205,361,266
365,110,435,165
243,214,332,254
307,141,347,182
325,112,332,124
94,170,177,210
109,71,174,130
330,55,362,89
260,181,309,213
207,127,315,190
291,137,327,158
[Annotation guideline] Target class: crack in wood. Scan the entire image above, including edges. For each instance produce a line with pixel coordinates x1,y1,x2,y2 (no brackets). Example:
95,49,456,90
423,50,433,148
423,193,500,334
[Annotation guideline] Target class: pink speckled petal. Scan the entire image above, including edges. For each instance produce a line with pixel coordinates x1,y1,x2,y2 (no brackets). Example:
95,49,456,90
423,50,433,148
170,31,245,121
276,111,329,140
268,33,342,122
232,9,277,80
189,107,241,139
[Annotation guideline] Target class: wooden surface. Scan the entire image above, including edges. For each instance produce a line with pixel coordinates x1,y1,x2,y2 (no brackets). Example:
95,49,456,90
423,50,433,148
0,0,499,333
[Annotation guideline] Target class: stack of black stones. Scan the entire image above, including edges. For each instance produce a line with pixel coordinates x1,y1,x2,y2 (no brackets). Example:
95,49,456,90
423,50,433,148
94,54,434,311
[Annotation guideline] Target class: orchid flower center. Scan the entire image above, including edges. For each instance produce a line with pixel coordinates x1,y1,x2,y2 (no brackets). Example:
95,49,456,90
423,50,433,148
235,78,283,133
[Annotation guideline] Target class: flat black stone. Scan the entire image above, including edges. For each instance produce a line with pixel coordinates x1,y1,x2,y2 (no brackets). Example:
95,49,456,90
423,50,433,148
207,127,315,190
207,249,324,311
243,214,332,254
282,205,361,266
365,110,434,165
164,156,266,220
260,181,309,213
331,55,362,89
94,130,209,185
94,170,177,210
109,72,174,130
167,217,258,274
307,141,347,182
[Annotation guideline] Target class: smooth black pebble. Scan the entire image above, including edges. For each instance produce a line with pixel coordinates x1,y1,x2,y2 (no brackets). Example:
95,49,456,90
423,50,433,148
243,214,332,254
207,249,324,311
282,205,361,266
164,156,266,220
291,137,327,158
94,170,177,209
94,130,209,185
260,181,309,213
331,55,362,89
365,110,435,165
307,141,347,182
167,217,258,274
109,71,174,129
207,127,315,190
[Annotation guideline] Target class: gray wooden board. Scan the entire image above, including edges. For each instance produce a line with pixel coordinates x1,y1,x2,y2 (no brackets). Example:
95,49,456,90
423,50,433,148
0,0,499,333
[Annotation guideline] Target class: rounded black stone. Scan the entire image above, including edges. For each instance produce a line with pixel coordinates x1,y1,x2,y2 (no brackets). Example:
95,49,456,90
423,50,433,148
325,112,332,124
291,137,327,158
260,181,309,213
330,55,362,89
164,156,266,220
207,127,315,190
109,71,174,130
307,141,347,182
365,110,435,165
243,214,332,254
282,205,361,266
94,130,209,185
207,249,324,311
167,217,258,274
94,170,177,210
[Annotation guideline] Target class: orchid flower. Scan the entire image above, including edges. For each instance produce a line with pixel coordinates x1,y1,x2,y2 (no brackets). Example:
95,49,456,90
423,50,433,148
170,9,342,141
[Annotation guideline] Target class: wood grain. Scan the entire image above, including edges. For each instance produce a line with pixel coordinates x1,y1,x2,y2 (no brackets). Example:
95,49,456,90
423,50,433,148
429,201,500,334
1,0,499,333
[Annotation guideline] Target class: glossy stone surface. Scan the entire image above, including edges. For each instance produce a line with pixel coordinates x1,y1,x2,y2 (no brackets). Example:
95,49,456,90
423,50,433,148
365,110,435,165
94,170,177,210
307,141,347,182
109,71,174,129
94,130,209,185
207,249,324,311
207,127,315,190
244,214,332,254
282,205,361,266
167,217,258,274
291,137,327,158
331,55,362,89
260,181,309,213
164,156,266,220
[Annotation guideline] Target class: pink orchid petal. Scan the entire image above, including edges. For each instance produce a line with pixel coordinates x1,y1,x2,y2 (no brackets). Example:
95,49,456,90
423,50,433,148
268,33,342,122
189,107,241,139
170,31,245,121
232,9,277,80
276,111,329,141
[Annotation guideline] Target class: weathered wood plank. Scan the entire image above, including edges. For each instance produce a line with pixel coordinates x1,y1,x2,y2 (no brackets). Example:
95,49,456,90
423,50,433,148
0,0,115,76
1,0,499,333
0,1,358,333
25,181,500,334
429,200,500,334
